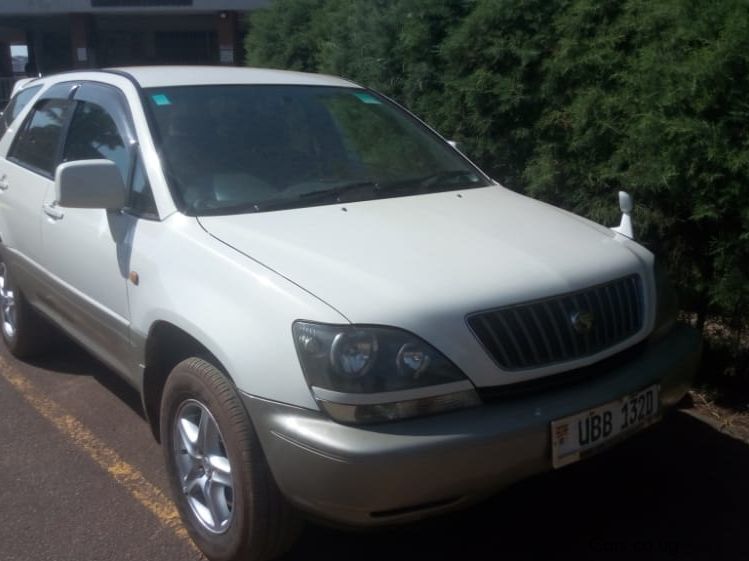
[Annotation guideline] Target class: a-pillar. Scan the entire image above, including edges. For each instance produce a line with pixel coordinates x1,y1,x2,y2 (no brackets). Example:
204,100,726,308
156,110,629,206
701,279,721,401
216,11,239,66
70,14,95,69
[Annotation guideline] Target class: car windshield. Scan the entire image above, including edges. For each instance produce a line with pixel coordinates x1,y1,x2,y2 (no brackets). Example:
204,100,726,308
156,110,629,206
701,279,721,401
144,85,490,215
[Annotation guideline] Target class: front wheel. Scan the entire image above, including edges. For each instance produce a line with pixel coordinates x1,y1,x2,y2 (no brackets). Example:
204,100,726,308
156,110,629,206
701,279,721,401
160,358,301,561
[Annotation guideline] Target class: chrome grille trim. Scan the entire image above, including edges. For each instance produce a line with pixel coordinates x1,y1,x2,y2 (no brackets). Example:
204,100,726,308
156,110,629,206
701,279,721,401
467,275,644,371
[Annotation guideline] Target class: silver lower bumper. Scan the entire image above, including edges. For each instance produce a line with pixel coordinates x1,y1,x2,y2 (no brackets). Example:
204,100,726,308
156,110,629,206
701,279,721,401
242,325,701,526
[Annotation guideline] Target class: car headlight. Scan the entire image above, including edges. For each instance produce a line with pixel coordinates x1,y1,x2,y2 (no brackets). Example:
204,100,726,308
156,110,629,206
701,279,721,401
651,260,678,342
292,321,480,423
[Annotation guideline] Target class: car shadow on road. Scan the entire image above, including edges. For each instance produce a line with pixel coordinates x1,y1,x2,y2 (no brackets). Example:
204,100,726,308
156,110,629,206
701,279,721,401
284,411,749,561
24,341,146,421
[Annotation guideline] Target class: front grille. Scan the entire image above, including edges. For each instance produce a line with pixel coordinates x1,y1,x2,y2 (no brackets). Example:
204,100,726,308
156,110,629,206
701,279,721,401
467,275,644,371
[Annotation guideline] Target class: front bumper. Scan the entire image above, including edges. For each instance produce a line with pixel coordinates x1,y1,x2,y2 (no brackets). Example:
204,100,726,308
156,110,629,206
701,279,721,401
242,325,701,526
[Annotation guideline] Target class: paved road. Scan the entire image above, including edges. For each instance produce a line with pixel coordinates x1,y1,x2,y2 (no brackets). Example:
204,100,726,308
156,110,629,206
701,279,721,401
1,341,747,561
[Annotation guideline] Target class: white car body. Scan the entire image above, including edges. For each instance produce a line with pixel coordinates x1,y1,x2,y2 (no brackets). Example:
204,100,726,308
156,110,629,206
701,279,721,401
0,67,700,556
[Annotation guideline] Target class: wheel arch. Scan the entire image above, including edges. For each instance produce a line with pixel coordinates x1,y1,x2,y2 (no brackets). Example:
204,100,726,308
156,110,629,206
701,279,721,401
141,320,233,442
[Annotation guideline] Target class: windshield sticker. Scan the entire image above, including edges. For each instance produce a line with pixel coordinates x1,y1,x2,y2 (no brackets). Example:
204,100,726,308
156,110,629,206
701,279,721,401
354,92,381,105
151,93,172,106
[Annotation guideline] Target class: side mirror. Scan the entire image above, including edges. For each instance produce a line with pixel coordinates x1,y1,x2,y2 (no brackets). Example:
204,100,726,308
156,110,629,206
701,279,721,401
55,160,127,210
618,190,633,213
611,190,634,239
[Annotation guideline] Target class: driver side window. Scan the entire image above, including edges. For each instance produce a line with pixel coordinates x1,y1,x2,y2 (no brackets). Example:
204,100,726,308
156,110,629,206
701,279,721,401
62,101,129,182
62,98,157,218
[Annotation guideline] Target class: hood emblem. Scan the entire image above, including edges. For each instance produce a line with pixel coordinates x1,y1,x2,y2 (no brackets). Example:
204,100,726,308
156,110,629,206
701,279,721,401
570,310,595,335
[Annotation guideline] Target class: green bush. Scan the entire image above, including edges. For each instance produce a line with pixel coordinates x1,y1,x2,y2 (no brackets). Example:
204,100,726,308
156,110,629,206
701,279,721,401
526,0,749,335
244,0,328,71
245,0,749,344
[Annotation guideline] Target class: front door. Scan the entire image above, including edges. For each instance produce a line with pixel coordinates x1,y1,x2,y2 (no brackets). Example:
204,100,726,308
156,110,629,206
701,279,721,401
40,82,138,379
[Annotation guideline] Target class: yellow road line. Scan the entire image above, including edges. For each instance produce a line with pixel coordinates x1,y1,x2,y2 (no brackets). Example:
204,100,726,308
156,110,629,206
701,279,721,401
0,357,198,553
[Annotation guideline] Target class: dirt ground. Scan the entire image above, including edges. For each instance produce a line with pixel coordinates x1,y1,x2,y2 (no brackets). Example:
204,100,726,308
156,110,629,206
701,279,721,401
689,389,749,444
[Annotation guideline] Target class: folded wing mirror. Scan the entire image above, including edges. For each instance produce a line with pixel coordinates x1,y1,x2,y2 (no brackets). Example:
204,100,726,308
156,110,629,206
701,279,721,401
611,191,634,239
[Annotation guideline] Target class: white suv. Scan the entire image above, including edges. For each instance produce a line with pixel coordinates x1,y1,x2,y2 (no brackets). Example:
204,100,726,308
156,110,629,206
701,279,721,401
0,67,701,561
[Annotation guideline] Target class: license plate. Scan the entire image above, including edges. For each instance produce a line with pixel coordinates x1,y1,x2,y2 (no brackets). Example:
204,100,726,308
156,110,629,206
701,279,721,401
551,385,660,468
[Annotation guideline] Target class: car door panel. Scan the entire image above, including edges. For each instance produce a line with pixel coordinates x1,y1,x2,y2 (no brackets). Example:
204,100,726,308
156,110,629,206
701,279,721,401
0,159,49,263
0,95,72,269
40,83,137,382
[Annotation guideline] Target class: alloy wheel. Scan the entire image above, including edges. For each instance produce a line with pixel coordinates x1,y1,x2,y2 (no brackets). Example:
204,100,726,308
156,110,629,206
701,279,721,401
173,399,235,534
0,262,17,340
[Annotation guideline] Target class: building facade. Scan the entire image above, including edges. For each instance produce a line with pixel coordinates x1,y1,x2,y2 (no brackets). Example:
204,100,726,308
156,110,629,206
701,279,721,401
0,0,269,101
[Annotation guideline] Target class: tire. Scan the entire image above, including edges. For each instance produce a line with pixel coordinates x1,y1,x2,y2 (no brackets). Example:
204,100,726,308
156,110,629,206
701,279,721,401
0,255,56,358
160,358,302,561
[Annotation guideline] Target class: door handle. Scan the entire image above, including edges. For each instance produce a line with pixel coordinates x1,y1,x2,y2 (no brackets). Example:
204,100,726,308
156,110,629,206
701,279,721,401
0,175,9,191
43,202,64,220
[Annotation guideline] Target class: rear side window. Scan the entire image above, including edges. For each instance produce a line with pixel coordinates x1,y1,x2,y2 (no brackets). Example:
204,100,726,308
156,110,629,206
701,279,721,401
9,98,70,176
62,101,129,182
0,85,42,137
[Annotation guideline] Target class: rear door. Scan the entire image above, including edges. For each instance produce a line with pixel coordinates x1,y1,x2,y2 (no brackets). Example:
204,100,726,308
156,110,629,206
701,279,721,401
0,83,75,295
0,83,43,139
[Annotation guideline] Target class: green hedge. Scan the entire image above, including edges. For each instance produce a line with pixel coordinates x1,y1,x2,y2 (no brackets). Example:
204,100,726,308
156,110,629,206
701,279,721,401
245,0,749,334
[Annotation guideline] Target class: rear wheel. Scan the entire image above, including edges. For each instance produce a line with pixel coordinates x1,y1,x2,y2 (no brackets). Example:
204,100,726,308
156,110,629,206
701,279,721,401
0,257,56,358
161,358,301,561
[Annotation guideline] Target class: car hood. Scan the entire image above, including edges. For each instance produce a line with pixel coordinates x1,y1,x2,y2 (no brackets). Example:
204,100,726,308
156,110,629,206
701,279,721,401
198,186,654,386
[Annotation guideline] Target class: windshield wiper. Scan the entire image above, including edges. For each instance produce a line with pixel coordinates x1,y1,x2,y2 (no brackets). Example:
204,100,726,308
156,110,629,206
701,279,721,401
375,170,480,195
297,180,378,202
199,180,380,215
192,172,480,216
416,170,478,187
